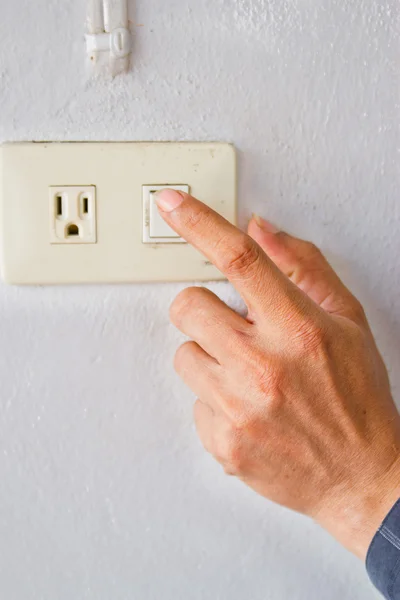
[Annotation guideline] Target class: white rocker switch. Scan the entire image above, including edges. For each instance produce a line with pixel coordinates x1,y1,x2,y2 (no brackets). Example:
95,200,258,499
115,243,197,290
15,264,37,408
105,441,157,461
143,184,189,243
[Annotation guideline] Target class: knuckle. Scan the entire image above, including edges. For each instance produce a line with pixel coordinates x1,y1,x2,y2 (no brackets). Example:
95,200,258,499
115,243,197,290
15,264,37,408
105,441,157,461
292,318,327,355
216,424,244,476
242,347,284,397
349,297,368,325
284,240,326,284
220,237,261,279
225,326,253,357
170,286,205,325
261,366,285,401
223,463,240,477
253,365,285,414
346,321,368,349
174,341,196,373
302,240,323,260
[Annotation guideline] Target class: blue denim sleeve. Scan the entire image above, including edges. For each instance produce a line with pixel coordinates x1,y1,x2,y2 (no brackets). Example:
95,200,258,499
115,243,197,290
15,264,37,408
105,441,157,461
366,499,400,599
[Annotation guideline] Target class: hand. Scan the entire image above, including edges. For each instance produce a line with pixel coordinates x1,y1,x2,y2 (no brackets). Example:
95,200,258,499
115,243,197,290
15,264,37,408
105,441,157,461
156,188,400,558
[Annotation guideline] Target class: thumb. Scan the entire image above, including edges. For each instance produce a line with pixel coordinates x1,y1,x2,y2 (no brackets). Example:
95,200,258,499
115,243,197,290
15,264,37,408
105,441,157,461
248,214,364,323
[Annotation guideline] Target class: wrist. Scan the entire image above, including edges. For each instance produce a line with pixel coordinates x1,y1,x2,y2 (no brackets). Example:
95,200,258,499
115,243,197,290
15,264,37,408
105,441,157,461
316,447,400,559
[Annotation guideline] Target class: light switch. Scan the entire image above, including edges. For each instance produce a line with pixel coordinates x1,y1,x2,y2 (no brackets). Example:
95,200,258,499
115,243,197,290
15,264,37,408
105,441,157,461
143,184,189,243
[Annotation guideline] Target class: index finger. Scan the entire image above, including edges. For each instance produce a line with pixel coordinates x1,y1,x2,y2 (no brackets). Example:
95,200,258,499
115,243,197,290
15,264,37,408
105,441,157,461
155,189,311,320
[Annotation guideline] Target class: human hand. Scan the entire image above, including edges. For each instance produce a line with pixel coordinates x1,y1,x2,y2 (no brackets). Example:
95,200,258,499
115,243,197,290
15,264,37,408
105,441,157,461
156,188,400,558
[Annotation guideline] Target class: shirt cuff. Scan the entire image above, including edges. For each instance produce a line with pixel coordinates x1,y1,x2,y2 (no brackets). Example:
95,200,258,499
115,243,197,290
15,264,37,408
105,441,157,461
366,498,400,599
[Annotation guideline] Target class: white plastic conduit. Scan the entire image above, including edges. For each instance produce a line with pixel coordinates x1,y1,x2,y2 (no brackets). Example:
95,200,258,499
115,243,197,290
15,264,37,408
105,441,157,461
86,0,131,75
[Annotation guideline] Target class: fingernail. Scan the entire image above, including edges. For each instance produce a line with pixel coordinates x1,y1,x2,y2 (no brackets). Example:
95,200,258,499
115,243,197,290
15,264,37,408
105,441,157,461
154,189,185,212
252,213,280,234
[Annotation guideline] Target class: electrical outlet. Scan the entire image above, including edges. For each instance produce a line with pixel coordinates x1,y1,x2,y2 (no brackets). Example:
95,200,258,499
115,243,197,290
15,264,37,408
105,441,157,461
50,186,97,244
0,142,236,284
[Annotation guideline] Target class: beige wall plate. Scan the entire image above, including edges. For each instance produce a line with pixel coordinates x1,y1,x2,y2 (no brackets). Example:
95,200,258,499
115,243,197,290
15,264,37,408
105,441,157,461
0,142,236,284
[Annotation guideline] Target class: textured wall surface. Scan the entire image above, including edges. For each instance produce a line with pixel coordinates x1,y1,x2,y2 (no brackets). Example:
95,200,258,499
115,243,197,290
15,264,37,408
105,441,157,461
0,1,398,598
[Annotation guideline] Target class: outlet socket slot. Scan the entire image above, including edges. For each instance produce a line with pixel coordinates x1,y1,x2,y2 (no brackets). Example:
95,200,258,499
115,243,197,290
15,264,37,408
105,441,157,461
66,224,80,237
55,194,65,219
79,193,91,219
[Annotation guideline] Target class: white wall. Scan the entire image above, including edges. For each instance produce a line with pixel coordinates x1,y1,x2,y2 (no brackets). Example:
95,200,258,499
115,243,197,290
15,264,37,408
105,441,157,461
0,1,398,598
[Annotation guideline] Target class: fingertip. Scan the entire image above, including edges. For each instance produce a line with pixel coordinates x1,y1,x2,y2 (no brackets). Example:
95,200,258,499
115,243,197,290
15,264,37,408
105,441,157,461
247,215,273,245
247,214,259,236
154,188,185,212
248,214,290,263
250,213,280,234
